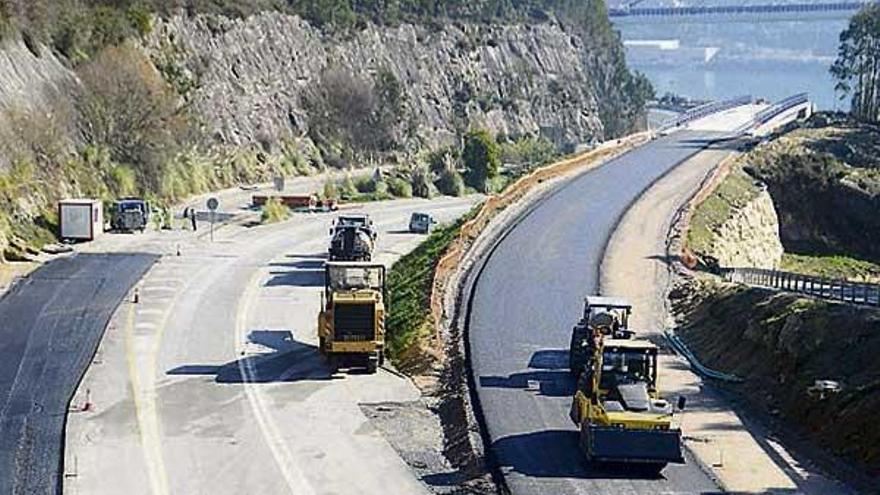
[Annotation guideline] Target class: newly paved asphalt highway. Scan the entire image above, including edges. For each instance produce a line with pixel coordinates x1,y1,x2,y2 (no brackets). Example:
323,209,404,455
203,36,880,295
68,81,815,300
0,253,156,495
468,132,726,494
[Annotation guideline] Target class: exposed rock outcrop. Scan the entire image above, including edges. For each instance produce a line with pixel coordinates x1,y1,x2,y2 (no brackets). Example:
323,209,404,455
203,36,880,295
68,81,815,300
146,14,608,151
688,166,784,270
704,188,784,269
0,38,80,170
746,125,880,262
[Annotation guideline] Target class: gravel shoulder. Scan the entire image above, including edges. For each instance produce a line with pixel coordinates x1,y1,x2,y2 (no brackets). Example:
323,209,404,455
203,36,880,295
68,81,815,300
600,144,853,494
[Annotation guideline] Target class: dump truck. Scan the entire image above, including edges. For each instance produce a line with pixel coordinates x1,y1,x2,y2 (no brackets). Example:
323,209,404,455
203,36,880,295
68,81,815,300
328,214,377,261
317,262,386,373
568,296,686,473
110,198,149,233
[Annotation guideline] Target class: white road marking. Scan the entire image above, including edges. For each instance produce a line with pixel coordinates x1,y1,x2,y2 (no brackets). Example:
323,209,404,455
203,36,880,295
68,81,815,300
235,271,315,495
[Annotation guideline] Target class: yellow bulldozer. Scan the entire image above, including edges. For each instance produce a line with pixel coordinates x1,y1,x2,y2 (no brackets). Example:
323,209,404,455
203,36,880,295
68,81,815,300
317,262,386,374
568,296,686,474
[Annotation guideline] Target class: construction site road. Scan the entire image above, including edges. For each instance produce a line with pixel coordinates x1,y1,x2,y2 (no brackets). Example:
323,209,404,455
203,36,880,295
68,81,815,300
467,131,728,495
63,196,478,495
0,253,156,495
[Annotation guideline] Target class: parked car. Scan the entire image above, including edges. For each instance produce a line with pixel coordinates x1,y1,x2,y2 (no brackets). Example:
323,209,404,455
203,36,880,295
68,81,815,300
111,198,150,233
408,212,435,234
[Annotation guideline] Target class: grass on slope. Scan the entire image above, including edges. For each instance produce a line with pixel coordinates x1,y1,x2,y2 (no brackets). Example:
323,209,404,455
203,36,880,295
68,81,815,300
687,168,762,255
260,197,290,224
385,207,477,372
781,253,880,283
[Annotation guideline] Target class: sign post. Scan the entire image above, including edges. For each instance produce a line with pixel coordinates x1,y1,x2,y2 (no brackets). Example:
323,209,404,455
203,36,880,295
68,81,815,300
207,197,219,242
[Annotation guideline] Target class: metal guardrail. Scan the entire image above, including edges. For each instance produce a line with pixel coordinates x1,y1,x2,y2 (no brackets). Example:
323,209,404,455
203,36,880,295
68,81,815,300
723,267,880,307
733,92,810,135
753,93,809,125
657,95,753,133
664,331,743,383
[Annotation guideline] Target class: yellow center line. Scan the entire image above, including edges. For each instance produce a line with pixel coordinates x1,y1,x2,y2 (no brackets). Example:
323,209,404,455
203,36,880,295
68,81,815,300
124,301,171,495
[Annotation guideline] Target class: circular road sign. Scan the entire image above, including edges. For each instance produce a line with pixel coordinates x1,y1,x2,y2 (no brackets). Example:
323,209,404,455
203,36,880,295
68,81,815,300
207,197,219,211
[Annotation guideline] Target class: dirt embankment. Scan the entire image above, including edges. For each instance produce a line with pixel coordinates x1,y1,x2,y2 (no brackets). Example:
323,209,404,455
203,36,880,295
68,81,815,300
671,277,880,483
744,120,880,261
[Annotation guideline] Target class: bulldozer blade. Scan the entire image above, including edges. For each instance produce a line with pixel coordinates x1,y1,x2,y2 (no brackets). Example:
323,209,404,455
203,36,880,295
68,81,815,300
586,425,685,464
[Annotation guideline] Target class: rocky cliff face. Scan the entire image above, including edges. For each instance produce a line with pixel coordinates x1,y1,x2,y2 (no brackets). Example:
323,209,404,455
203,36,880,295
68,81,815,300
146,13,608,152
0,39,79,170
703,188,784,269
746,125,880,262
0,10,643,259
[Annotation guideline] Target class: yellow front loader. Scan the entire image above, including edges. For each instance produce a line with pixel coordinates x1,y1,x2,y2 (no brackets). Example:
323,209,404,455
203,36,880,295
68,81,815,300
317,262,386,374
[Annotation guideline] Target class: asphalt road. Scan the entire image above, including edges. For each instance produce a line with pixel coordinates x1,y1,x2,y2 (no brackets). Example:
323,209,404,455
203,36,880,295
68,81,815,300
64,197,479,495
467,132,727,495
0,253,156,495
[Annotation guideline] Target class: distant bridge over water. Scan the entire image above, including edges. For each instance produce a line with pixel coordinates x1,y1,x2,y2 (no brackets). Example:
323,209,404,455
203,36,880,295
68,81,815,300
610,1,877,21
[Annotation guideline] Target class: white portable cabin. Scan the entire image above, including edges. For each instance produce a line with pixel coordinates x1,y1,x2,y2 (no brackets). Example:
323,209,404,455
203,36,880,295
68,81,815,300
59,199,104,241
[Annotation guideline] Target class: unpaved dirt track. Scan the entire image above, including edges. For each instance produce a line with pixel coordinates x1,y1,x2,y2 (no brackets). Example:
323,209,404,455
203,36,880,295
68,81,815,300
0,253,157,495
467,132,726,495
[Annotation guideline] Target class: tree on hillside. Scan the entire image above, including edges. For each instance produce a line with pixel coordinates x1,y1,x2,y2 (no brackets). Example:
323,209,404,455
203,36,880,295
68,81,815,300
436,151,465,196
462,129,499,192
304,66,405,163
831,4,880,122
77,42,187,190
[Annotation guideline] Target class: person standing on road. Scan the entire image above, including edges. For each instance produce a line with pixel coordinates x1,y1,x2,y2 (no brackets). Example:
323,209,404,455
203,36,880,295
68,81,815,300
189,207,198,231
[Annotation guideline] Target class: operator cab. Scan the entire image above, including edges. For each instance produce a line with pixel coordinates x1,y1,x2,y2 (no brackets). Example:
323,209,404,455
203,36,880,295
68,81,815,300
331,214,377,239
584,296,633,338
325,262,385,293
599,339,658,391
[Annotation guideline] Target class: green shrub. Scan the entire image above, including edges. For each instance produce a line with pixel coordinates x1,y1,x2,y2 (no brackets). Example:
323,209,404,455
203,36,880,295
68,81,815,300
126,5,153,37
354,174,375,193
339,174,358,199
109,164,137,196
501,135,557,167
323,179,339,199
463,129,500,193
375,179,389,197
437,163,465,197
410,164,433,198
427,146,459,175
388,177,412,198
261,197,290,224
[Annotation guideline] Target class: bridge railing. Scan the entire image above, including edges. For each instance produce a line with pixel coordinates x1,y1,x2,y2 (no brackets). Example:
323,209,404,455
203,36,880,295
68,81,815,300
734,92,810,134
722,267,880,307
754,93,809,125
610,2,873,18
657,95,753,133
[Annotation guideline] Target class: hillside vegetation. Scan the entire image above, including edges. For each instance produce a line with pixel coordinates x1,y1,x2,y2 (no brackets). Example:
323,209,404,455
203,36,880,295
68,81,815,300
744,120,880,268
672,277,880,484
0,0,651,261
685,117,880,280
